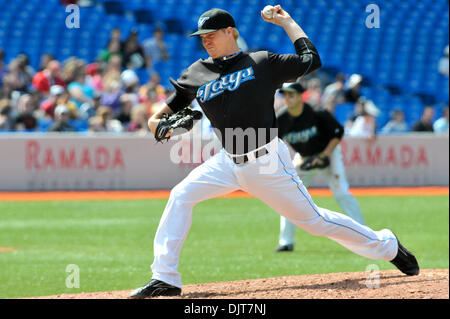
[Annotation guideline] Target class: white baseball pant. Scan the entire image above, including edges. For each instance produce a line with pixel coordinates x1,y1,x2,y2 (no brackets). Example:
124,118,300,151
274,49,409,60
151,138,398,288
279,145,366,246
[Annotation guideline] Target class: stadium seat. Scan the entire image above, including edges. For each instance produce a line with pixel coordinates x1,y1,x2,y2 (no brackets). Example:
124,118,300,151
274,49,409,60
0,0,448,124
334,102,355,125
103,0,125,15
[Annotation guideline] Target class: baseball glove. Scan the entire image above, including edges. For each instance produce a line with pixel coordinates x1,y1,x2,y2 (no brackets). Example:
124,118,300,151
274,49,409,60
154,107,203,142
300,153,330,171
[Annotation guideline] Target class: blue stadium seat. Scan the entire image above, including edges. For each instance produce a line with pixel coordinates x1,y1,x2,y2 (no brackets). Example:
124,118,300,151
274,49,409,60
0,0,448,125
334,102,355,125
69,119,89,132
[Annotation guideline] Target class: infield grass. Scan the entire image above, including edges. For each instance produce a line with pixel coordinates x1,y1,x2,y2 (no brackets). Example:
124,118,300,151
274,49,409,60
0,195,448,298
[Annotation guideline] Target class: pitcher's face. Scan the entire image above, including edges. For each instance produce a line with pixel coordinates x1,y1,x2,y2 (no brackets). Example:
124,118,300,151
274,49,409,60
200,28,233,58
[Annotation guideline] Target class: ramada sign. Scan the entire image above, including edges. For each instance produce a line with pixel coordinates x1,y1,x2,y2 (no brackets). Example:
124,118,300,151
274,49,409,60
25,140,125,171
340,140,429,168
24,139,430,172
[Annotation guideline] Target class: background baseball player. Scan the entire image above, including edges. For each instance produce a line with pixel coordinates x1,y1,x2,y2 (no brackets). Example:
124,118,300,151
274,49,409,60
129,5,419,299
275,81,366,252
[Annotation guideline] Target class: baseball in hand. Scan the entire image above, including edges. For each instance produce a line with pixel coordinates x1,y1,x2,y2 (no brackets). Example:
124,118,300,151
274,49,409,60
262,5,274,19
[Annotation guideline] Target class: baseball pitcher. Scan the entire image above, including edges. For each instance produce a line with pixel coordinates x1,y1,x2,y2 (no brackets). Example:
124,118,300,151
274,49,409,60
130,6,419,299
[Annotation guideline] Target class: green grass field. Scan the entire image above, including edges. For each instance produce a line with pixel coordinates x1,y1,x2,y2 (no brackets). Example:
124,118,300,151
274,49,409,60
0,195,448,298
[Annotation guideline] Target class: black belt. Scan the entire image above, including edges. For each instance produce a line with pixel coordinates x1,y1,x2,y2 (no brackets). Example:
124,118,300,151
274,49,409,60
230,147,269,165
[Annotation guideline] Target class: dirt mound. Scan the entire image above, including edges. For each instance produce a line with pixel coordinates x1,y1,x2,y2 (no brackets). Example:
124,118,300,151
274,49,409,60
25,269,448,299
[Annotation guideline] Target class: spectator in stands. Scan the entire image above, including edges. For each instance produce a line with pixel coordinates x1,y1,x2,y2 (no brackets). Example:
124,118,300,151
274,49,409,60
3,58,33,93
62,57,82,83
102,54,122,88
122,29,147,70
14,94,38,131
49,104,76,132
381,109,408,134
88,106,123,133
439,45,449,77
100,79,122,113
79,91,101,120
120,69,140,103
40,85,79,119
57,88,79,119
121,69,139,92
139,72,159,102
138,72,166,104
39,53,55,71
98,39,123,64
107,28,124,53
145,88,158,116
344,73,363,103
344,96,366,133
433,106,449,133
143,28,169,74
40,84,64,119
0,49,6,84
302,78,322,109
0,99,14,130
128,104,149,134
67,62,95,107
347,99,379,143
85,62,103,92
322,73,346,114
412,106,435,132
32,60,65,94
114,93,134,126
0,49,7,96
17,53,36,78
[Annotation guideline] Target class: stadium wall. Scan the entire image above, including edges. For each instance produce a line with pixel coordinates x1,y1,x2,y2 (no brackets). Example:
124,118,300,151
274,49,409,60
0,134,448,190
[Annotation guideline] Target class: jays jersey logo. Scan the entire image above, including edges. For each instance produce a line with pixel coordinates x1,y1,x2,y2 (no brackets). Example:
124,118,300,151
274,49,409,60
284,126,318,144
196,66,255,103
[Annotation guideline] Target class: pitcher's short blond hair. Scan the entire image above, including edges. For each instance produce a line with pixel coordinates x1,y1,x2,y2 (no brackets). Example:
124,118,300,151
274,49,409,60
232,28,239,40
220,27,239,40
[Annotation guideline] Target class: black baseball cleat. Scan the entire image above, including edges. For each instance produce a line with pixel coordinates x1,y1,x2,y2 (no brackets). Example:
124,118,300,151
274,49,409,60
129,279,181,299
390,238,420,276
275,244,294,252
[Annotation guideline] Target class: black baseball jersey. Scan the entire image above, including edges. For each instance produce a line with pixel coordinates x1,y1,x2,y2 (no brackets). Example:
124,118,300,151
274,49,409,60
165,37,321,154
277,103,344,157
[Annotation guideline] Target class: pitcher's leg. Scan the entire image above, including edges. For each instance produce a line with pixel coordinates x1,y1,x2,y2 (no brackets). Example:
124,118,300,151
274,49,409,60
245,141,398,262
278,153,315,247
327,146,366,225
151,152,239,288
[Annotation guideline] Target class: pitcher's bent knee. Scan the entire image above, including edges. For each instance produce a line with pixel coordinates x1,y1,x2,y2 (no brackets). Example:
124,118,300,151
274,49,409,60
169,182,200,207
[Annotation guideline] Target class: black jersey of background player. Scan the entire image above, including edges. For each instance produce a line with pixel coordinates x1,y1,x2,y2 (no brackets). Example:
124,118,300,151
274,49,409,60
165,38,321,154
277,103,344,157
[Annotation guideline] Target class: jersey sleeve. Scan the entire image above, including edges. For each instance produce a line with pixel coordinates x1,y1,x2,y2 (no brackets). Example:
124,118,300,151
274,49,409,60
268,37,322,88
316,110,344,141
165,67,198,113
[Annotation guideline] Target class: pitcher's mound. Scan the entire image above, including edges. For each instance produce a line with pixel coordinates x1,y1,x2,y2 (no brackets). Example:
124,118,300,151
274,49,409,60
28,269,448,299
